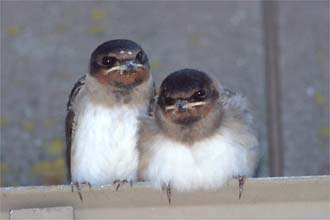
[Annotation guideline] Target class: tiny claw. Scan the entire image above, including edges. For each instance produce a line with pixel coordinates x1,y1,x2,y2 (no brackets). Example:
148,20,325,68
238,176,246,200
113,180,120,191
77,190,83,201
81,181,92,189
166,183,172,205
70,181,92,202
116,183,121,191
75,182,83,202
113,180,131,191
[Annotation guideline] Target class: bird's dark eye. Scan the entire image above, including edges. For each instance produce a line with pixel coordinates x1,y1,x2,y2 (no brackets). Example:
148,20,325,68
136,51,146,64
101,56,116,68
164,97,175,106
194,89,207,98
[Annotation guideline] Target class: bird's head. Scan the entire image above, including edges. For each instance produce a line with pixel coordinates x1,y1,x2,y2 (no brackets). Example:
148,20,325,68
89,39,150,89
156,69,220,126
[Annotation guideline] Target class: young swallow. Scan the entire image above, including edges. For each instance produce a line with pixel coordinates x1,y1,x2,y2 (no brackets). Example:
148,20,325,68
138,69,259,203
65,39,155,199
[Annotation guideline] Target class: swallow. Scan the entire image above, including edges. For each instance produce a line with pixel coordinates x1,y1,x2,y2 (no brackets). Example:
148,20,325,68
65,39,155,200
138,69,259,203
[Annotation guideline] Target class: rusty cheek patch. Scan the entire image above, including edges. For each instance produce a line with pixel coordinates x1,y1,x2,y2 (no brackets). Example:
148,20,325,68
96,68,149,88
164,104,212,125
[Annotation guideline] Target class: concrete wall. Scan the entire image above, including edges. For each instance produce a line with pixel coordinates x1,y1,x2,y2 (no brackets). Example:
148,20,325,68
1,176,329,219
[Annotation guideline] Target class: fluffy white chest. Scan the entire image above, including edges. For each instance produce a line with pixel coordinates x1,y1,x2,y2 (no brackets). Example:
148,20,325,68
71,102,141,185
145,134,252,191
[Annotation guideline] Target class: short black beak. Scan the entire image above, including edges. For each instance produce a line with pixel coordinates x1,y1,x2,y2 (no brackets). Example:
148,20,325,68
125,61,138,72
175,100,189,112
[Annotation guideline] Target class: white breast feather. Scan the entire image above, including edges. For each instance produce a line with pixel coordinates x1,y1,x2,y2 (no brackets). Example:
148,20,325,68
145,131,255,192
71,101,141,185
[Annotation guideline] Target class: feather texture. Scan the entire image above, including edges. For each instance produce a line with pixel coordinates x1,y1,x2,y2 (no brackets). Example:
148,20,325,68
65,75,86,180
71,101,141,184
138,91,259,191
66,74,154,185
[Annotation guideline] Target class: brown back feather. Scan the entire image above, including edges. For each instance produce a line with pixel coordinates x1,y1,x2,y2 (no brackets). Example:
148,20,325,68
65,75,86,181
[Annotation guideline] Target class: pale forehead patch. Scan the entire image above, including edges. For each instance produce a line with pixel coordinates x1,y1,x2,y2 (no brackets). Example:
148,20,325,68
119,50,133,55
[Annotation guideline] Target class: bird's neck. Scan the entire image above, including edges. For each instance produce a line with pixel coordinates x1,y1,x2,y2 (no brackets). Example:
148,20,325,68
155,103,223,145
85,74,153,109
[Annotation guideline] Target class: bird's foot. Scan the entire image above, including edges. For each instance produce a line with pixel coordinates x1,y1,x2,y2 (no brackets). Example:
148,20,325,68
238,176,246,200
113,179,133,191
161,182,172,205
70,181,92,201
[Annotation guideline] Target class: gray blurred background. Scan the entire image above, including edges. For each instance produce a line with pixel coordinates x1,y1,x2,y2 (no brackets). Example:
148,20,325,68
0,1,329,186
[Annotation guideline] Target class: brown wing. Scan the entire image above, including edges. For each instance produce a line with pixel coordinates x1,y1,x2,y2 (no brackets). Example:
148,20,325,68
65,75,86,181
147,81,157,116
137,115,159,181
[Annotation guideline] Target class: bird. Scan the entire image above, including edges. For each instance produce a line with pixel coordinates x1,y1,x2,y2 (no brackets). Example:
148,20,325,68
138,68,259,203
65,39,155,200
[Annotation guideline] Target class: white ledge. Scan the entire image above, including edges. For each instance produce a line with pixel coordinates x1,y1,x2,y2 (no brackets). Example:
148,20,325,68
1,176,329,219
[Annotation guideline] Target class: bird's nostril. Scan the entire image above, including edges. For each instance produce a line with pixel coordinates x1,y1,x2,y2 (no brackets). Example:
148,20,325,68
178,106,186,112
126,62,136,71
175,100,188,112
